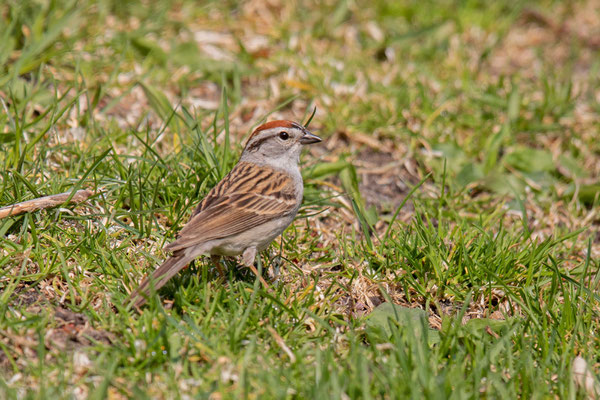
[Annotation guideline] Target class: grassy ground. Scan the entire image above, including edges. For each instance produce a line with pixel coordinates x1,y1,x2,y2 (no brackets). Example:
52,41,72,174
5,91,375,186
1,0,600,398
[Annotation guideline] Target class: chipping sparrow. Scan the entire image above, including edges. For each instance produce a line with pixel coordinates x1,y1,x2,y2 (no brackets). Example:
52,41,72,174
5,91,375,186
128,120,322,307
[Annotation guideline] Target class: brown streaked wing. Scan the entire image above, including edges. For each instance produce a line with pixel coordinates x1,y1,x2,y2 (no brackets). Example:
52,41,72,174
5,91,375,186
188,162,256,219
166,164,297,252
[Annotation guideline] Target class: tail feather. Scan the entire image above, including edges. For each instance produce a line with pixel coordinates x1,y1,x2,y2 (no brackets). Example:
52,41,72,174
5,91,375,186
128,254,191,308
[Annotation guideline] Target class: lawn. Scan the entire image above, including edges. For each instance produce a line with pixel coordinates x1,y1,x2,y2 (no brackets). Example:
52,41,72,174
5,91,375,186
1,0,599,398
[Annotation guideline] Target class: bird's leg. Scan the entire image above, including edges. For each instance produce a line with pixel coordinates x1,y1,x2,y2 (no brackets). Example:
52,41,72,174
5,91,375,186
269,238,284,282
242,247,269,289
211,254,225,279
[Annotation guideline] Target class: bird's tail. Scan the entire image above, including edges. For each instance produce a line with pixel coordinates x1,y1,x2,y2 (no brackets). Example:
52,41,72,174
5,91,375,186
127,254,191,308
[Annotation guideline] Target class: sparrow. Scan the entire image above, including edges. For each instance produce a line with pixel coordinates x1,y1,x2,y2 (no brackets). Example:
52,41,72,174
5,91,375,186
128,120,322,307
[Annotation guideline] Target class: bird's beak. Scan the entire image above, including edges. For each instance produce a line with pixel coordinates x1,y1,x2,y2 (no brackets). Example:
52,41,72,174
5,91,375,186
299,129,322,145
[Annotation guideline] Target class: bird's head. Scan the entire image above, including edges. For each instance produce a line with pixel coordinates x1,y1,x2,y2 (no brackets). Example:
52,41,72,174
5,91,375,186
241,120,321,166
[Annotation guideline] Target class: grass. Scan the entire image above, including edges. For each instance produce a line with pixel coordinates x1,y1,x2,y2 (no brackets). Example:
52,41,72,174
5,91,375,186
1,0,600,398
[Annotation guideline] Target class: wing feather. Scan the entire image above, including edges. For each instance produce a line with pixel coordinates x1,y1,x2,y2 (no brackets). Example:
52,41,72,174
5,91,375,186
165,162,298,252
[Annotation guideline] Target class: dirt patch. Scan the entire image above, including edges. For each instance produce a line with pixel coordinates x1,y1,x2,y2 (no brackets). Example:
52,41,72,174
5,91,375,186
487,2,600,82
0,289,114,373
45,306,114,351
10,289,42,308
355,149,419,214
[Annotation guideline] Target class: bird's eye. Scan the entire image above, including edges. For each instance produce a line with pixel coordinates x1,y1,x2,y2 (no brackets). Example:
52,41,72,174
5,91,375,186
279,131,289,140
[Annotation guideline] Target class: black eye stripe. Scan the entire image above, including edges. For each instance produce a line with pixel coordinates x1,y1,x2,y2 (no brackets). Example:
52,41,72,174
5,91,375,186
279,131,289,140
246,130,294,152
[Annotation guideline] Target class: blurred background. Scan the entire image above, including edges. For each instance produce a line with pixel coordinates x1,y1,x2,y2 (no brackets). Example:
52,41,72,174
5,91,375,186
2,0,599,207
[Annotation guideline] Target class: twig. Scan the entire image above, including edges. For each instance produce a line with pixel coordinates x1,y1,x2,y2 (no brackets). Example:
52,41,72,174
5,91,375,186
0,189,94,219
522,8,600,50
522,8,564,33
